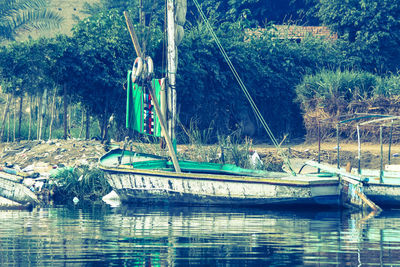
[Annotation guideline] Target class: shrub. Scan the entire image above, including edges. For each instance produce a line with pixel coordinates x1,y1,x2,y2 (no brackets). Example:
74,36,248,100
50,165,111,203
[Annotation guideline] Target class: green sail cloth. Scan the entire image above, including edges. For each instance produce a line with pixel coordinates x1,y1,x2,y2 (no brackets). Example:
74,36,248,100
126,71,163,137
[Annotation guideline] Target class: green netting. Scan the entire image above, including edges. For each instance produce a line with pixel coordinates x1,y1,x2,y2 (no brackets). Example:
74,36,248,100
126,71,163,137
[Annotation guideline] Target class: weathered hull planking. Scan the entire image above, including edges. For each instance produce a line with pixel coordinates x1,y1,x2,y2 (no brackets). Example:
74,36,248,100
104,168,340,207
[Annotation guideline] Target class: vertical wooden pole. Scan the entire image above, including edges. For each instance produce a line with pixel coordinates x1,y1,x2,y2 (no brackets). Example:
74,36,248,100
167,0,177,141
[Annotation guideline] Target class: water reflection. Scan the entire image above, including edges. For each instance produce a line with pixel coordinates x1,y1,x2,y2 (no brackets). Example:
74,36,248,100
0,204,400,266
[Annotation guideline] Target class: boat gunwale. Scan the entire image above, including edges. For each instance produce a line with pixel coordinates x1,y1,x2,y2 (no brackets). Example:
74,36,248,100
99,164,339,187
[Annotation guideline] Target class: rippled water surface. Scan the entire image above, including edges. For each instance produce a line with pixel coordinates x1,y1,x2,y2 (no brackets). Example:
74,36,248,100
0,204,399,266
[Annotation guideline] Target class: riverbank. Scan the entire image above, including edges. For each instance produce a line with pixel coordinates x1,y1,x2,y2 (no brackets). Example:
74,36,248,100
0,139,398,173
0,138,398,208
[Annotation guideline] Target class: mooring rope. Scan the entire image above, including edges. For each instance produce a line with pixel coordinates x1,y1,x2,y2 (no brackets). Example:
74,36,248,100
192,0,295,175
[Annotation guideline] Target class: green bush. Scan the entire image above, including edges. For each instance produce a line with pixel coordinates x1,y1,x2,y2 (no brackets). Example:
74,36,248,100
374,74,400,97
50,165,111,203
296,69,378,106
295,69,400,141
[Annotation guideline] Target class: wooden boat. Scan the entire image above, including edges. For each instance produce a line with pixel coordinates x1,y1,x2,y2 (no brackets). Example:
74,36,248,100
100,4,380,211
100,148,383,210
100,148,342,207
312,114,400,207
0,170,40,208
343,164,400,206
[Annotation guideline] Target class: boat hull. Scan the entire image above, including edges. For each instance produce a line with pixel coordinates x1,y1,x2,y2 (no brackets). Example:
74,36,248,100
364,183,400,207
104,169,340,207
0,173,39,207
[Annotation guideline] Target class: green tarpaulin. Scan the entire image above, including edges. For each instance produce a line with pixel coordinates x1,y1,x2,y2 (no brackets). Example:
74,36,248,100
126,71,163,137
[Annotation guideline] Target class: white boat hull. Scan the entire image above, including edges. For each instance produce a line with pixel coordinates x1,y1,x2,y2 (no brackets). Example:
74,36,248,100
0,174,39,207
105,169,340,207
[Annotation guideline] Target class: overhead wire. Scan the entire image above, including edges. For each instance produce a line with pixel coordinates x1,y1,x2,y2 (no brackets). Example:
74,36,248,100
192,0,295,175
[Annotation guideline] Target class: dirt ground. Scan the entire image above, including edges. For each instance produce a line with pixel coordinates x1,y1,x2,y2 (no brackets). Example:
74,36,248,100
0,139,398,175
0,139,108,173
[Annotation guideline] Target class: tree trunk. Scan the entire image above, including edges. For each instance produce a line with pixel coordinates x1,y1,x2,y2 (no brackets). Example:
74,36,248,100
101,105,107,141
68,104,72,137
28,95,32,140
36,94,40,140
63,84,68,139
48,89,57,140
18,95,23,139
7,105,10,142
79,107,85,139
103,117,110,144
38,88,48,140
100,118,104,142
13,97,16,142
85,110,90,140
0,94,13,141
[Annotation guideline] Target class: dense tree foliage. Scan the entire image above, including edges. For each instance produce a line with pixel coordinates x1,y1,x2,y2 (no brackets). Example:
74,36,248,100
186,0,314,26
1,0,400,142
177,20,348,138
314,0,400,73
54,10,137,139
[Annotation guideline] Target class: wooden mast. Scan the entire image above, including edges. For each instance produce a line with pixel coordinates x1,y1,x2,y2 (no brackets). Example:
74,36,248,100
167,0,177,141
124,11,181,172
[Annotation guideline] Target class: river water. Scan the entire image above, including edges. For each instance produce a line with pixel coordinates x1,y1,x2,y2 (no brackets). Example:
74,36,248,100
0,203,399,266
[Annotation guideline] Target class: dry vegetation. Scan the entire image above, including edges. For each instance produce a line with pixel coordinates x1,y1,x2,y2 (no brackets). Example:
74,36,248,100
0,138,398,174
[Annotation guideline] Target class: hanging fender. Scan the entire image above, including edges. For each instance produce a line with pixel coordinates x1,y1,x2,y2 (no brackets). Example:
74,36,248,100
131,57,143,83
146,56,154,77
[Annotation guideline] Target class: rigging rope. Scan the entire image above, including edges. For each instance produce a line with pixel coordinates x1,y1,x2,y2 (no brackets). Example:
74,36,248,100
192,0,296,175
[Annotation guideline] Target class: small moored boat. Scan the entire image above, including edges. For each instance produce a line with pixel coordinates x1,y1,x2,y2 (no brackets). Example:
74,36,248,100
99,148,341,207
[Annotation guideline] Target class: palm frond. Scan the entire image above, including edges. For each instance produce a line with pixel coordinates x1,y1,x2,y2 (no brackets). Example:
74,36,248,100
0,0,47,17
0,0,63,40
